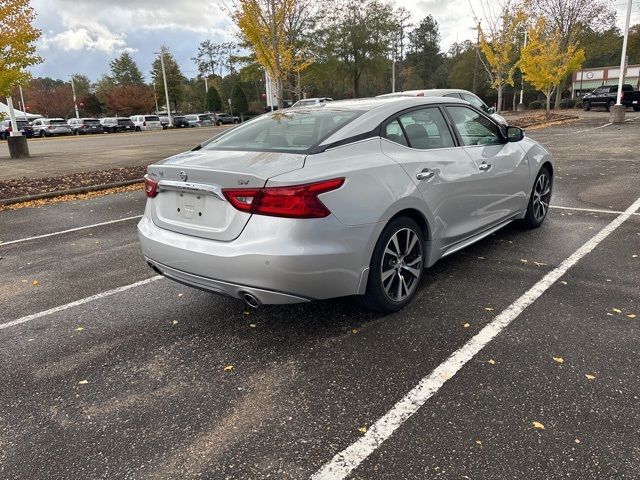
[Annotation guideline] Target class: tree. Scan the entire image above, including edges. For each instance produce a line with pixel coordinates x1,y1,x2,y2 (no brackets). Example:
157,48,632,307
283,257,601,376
79,92,102,117
231,83,249,115
519,19,585,111
71,74,90,98
232,0,316,108
151,47,185,112
405,15,443,88
205,86,222,112
531,0,615,107
22,79,74,118
476,0,524,112
193,40,238,78
0,0,42,98
321,0,397,98
105,84,155,116
110,51,144,85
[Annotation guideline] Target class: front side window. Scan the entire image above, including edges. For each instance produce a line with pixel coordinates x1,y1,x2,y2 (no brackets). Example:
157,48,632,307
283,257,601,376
396,107,455,149
447,106,502,147
203,109,362,153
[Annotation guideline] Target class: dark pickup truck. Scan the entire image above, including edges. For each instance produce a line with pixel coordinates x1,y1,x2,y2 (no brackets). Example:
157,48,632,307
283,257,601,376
582,84,640,111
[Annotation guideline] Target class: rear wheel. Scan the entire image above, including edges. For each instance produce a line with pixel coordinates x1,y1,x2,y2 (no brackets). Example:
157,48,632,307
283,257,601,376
361,217,424,312
634,106,640,112
217,120,223,126
522,167,552,229
39,130,46,138
582,101,590,111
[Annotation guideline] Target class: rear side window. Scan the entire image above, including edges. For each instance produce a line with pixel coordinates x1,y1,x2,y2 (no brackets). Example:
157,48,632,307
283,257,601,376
50,119,66,125
203,109,362,153
396,108,455,149
383,119,408,146
145,116,160,121
447,106,502,146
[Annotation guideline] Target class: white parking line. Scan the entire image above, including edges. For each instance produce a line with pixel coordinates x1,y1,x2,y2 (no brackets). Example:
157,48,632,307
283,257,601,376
312,196,640,480
0,215,143,246
572,122,612,134
550,205,640,216
0,276,163,331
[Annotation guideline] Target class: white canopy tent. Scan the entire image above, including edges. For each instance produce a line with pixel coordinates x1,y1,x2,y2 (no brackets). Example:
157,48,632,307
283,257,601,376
0,100,41,120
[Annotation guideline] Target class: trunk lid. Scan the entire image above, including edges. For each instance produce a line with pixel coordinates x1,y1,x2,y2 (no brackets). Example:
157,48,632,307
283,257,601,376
147,149,305,241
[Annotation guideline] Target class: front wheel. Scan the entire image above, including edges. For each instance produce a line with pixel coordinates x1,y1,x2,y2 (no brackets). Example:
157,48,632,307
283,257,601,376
633,106,640,112
522,167,552,229
582,101,590,111
361,217,424,312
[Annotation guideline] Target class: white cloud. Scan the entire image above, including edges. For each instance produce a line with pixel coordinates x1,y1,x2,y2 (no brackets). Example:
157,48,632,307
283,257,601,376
40,25,128,53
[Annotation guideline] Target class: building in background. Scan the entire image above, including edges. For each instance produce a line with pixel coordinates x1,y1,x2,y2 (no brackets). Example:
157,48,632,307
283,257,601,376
572,65,640,98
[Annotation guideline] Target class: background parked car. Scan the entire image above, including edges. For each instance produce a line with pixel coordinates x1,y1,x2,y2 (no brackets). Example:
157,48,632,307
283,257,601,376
31,118,72,137
582,84,640,111
0,119,34,140
158,116,170,129
289,97,333,108
184,114,214,127
100,117,136,133
212,112,240,125
378,89,507,125
171,115,189,128
130,115,163,131
68,118,103,135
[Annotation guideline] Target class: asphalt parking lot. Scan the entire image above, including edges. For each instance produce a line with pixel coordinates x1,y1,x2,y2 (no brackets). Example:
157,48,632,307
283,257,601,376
0,112,639,479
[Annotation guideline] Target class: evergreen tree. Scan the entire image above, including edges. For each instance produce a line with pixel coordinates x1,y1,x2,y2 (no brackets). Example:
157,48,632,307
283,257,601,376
204,86,222,112
231,83,248,115
110,51,144,85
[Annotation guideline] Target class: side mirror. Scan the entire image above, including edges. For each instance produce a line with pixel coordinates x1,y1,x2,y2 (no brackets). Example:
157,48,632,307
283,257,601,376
487,106,496,114
506,126,524,142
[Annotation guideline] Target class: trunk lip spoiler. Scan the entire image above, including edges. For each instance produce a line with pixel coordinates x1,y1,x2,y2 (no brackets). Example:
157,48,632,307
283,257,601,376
157,180,226,202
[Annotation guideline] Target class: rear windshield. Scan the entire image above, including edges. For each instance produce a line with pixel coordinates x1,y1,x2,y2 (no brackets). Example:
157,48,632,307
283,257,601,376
144,115,160,121
203,109,362,153
84,119,100,125
50,119,67,125
198,115,211,120
118,119,133,125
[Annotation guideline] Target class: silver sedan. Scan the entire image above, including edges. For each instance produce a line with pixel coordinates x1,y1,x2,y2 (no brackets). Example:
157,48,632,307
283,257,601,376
138,97,553,312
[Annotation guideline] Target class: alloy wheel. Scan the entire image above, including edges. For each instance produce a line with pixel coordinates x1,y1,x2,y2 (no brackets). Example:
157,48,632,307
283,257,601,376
532,173,551,222
380,227,423,303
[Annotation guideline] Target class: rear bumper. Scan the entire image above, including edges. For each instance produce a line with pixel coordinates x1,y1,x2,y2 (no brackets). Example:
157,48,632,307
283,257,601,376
137,213,375,304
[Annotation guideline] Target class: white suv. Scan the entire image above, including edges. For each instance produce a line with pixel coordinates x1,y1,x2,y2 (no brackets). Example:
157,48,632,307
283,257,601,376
130,115,163,131
31,118,72,137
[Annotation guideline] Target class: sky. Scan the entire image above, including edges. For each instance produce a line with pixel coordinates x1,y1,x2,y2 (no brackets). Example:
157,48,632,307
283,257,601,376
30,0,640,83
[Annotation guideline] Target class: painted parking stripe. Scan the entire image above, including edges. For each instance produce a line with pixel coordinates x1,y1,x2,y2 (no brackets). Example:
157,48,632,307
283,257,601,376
550,205,640,216
0,215,143,246
0,276,163,331
312,196,640,480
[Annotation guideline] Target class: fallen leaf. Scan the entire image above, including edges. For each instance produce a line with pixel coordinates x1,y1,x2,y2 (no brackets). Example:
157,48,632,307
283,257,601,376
351,328,359,334
627,314,636,319
223,365,235,372
243,310,251,316
463,323,470,328
32,280,39,286
532,421,545,430
575,438,581,444
477,256,485,260
633,254,638,258
484,307,494,311
475,440,482,446
560,281,568,285
358,426,367,433
520,259,528,263
606,279,612,282
553,357,564,364
612,308,622,314
585,374,596,380
172,320,178,325
27,338,34,342
74,327,84,331
487,359,496,365
533,261,547,267
249,323,257,328
178,293,184,298
78,380,89,385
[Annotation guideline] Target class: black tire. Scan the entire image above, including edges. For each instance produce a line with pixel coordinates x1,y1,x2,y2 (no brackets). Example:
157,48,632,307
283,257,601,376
582,101,590,111
233,119,239,124
135,126,141,132
217,120,223,126
606,100,615,112
521,166,552,229
361,217,425,312
633,106,640,112
39,130,46,138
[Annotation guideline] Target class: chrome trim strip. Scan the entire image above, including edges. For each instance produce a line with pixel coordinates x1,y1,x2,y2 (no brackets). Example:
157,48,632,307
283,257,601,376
157,180,226,202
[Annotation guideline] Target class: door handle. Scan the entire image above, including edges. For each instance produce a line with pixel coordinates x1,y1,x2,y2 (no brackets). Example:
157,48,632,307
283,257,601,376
478,162,492,171
416,168,435,181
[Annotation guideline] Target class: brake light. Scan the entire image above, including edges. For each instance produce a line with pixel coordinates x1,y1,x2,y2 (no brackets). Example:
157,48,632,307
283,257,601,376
621,92,624,101
223,178,344,218
144,175,158,198
143,121,146,126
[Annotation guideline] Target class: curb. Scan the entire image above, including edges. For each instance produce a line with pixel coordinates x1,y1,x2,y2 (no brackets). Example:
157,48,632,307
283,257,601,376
0,178,144,206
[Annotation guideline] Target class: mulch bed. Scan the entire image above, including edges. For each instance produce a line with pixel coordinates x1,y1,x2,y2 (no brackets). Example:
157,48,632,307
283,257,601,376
508,112,579,128
0,166,146,200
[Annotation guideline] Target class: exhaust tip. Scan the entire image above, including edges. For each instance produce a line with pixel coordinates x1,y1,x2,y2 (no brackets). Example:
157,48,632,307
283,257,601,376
241,292,261,309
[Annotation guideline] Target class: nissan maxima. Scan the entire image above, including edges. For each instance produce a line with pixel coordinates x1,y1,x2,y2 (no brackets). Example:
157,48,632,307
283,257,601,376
138,97,553,312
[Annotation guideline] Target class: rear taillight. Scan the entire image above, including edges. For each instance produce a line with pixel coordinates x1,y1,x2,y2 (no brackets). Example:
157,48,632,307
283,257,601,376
144,175,158,198
223,178,344,218
143,121,146,126
621,92,624,101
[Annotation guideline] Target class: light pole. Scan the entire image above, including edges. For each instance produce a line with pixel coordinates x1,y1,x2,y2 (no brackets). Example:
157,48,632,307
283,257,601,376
612,0,633,123
70,76,80,119
18,85,26,114
472,22,480,94
155,48,173,126
517,28,528,111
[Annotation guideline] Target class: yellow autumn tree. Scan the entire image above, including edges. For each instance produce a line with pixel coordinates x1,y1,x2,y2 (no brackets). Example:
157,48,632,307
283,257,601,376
232,0,314,108
477,0,525,112
0,0,42,98
519,18,585,112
